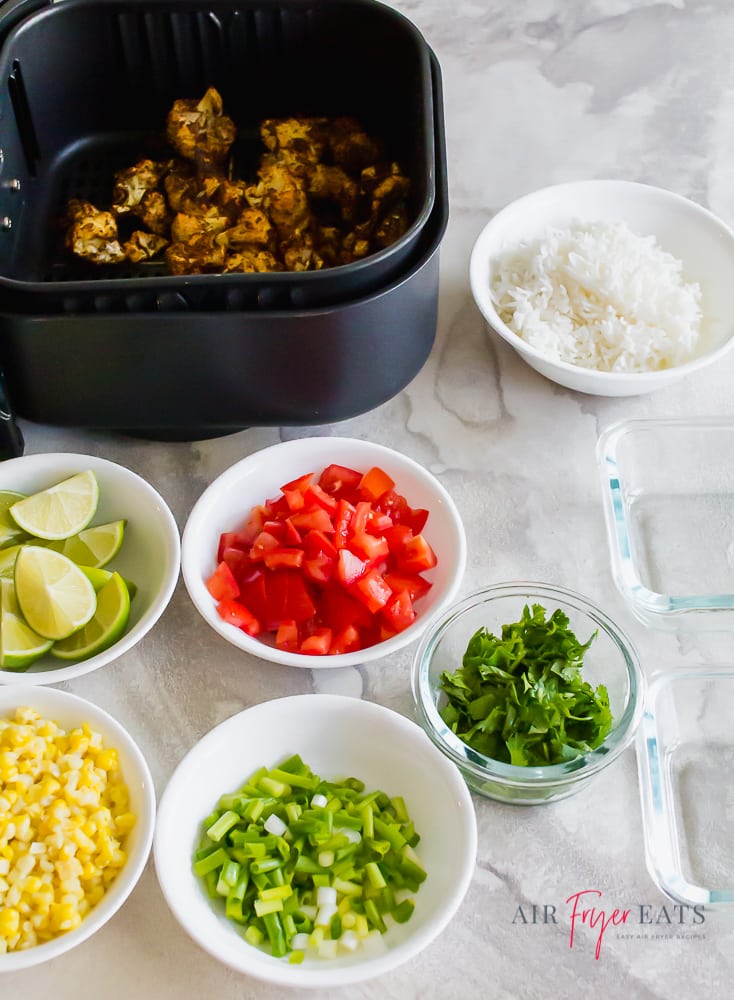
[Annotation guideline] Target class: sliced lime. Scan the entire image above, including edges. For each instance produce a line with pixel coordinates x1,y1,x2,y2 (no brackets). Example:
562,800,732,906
14,545,97,641
51,572,130,661
79,564,138,601
0,544,22,579
42,519,126,568
0,578,53,670
0,490,30,549
9,470,100,540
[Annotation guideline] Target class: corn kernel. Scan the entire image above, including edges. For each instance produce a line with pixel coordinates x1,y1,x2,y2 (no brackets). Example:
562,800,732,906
0,907,20,937
0,707,135,953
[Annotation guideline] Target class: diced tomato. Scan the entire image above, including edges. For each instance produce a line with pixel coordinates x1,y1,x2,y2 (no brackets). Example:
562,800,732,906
375,488,411,523
265,570,316,627
397,534,438,573
319,583,374,631
383,570,432,601
381,589,416,632
266,495,291,519
216,598,262,635
303,530,338,561
262,520,287,543
283,518,303,546
365,511,393,535
264,547,305,570
217,530,249,562
351,568,392,613
302,552,335,585
239,572,268,623
332,499,355,549
249,530,281,561
238,505,268,546
288,507,334,534
383,523,413,555
281,473,313,512
350,501,372,536
329,624,361,654
207,461,438,657
337,549,367,587
359,466,395,501
318,464,363,497
275,620,299,651
206,561,240,601
300,627,333,655
281,472,314,494
220,545,251,578
408,508,429,534
303,483,338,514
349,530,390,562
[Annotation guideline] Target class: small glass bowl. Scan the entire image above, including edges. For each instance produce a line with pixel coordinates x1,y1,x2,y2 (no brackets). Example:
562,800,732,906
598,417,734,631
637,668,734,907
411,583,644,805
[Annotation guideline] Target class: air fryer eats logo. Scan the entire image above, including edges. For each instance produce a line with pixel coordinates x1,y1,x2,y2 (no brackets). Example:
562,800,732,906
512,890,706,959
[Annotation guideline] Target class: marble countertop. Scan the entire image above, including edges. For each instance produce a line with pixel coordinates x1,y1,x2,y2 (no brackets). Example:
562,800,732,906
6,0,734,996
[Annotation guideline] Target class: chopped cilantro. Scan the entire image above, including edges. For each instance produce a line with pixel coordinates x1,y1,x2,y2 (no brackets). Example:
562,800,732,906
438,603,612,766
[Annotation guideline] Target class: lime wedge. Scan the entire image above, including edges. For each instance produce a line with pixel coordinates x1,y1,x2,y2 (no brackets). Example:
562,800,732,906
0,578,53,670
79,564,138,601
14,545,97,640
51,572,130,661
9,470,100,540
42,519,126,568
0,544,22,579
0,490,30,549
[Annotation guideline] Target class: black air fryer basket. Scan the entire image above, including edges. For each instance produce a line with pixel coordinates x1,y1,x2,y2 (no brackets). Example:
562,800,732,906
0,0,448,443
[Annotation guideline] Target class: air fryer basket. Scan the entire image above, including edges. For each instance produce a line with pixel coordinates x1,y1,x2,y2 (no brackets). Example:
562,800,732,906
0,52,448,440
0,0,435,312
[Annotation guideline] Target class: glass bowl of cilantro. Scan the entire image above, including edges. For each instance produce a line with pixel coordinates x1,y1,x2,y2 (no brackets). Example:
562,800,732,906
410,582,644,804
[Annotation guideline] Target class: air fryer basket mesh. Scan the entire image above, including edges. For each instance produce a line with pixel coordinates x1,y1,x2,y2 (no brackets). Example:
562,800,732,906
0,0,435,311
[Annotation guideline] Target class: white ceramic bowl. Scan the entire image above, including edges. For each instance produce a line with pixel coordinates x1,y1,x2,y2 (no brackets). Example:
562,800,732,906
154,693,477,988
469,179,734,396
0,684,156,971
0,452,181,685
181,437,466,668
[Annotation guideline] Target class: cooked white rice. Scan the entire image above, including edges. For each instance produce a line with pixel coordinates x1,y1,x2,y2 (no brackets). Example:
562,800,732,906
490,219,702,373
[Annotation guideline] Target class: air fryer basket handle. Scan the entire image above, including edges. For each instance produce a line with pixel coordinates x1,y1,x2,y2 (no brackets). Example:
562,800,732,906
0,368,23,458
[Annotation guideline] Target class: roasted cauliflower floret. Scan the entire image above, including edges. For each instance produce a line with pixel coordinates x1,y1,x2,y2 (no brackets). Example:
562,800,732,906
260,117,329,177
250,158,311,238
135,190,172,236
170,207,230,244
279,232,325,272
64,199,126,264
222,248,282,273
165,232,227,275
166,86,236,173
111,159,171,215
217,208,274,250
123,230,169,263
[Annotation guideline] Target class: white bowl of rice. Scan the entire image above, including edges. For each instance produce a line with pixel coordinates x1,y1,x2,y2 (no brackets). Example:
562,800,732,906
470,180,734,396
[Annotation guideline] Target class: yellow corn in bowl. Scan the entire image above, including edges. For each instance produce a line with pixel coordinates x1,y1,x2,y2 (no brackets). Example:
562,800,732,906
0,687,155,970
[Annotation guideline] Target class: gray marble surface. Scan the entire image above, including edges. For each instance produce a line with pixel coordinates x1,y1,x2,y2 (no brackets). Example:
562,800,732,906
7,0,734,996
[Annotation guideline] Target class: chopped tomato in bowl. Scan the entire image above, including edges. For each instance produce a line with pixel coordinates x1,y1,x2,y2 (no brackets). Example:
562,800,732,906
181,438,467,668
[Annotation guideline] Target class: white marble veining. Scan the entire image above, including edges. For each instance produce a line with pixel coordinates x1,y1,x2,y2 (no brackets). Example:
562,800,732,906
7,1,734,997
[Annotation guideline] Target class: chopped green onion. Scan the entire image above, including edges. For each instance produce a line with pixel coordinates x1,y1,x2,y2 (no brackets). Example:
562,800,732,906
192,755,426,964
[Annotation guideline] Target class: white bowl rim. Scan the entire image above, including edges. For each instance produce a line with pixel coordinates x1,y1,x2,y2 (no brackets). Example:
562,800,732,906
469,178,734,381
0,684,156,971
154,692,478,987
181,437,467,669
0,451,181,686
412,580,646,788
